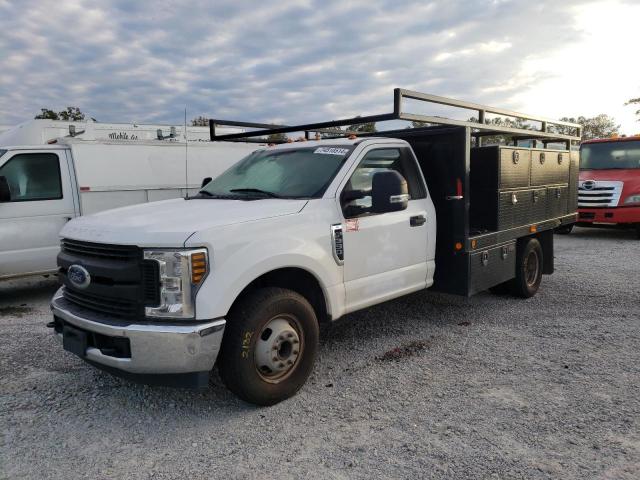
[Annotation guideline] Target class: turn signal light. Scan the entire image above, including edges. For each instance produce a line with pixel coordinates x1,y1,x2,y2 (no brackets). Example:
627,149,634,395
191,252,207,284
529,225,538,233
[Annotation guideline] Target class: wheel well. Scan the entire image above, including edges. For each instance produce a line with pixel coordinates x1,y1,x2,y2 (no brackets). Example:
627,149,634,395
519,230,553,275
232,268,330,323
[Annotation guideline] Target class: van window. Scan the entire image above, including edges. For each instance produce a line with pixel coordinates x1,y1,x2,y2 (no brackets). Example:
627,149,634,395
0,153,62,201
341,147,425,218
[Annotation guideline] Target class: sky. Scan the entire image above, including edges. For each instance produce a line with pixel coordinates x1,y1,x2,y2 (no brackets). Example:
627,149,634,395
0,0,638,134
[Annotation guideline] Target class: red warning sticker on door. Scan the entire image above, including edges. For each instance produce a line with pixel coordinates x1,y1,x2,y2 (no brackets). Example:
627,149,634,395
346,219,359,232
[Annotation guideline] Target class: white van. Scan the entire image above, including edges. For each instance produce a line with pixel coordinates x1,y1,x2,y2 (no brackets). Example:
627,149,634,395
0,128,262,280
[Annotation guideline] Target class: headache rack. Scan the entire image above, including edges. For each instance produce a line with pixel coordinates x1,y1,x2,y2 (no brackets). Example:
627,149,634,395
209,88,582,147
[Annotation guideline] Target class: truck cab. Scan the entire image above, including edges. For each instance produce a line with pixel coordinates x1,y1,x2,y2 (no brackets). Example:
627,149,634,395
577,136,640,237
49,89,581,405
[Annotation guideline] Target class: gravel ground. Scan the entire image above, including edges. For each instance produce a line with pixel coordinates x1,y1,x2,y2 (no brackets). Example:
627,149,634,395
1,227,639,479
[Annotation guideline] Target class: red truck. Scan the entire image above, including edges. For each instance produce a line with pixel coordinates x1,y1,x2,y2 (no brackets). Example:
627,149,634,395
571,135,640,238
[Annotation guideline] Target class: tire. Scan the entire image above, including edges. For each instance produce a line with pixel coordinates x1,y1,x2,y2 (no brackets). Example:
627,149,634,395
508,238,543,298
555,224,573,235
218,287,319,406
636,224,640,240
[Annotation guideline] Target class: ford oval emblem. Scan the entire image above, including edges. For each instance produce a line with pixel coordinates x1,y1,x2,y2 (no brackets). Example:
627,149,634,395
68,265,91,289
582,180,596,190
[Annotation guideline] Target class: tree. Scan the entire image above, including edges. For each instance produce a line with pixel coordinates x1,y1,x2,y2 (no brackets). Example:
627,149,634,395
467,116,528,145
35,106,85,121
267,132,288,142
58,107,85,121
625,97,640,122
346,116,377,133
559,115,619,141
34,108,59,120
191,116,209,126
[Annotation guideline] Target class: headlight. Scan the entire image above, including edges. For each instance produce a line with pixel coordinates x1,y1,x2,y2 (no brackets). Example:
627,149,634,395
143,248,209,319
623,194,640,206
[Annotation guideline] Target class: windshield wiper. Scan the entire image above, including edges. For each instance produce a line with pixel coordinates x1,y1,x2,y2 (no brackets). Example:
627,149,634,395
229,188,283,198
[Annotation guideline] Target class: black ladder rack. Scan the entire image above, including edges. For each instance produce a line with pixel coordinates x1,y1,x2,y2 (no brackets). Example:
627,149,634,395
209,88,582,148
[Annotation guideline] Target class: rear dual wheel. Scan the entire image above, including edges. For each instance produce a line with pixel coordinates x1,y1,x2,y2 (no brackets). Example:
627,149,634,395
218,287,319,406
508,238,543,298
489,238,543,298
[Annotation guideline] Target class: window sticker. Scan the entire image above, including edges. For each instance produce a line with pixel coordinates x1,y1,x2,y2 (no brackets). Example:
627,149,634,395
314,147,350,156
346,218,359,232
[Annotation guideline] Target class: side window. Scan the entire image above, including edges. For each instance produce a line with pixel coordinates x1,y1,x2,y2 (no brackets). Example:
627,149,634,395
341,147,425,218
0,153,62,202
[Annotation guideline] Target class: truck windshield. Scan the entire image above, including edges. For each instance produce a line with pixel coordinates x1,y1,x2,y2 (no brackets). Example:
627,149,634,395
580,140,640,170
200,145,353,199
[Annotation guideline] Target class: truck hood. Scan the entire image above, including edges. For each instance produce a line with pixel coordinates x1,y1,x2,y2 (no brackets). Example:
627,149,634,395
61,197,309,247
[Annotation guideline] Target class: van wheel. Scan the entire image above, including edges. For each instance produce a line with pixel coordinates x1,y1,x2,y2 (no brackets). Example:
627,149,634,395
218,287,319,406
508,238,543,298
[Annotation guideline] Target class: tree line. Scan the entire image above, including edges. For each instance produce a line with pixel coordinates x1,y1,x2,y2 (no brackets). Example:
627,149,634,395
33,97,640,142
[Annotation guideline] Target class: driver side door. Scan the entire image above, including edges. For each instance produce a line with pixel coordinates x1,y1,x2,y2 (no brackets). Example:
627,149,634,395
339,145,431,313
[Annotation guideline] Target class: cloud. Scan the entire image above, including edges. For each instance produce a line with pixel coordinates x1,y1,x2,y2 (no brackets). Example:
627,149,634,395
0,0,638,132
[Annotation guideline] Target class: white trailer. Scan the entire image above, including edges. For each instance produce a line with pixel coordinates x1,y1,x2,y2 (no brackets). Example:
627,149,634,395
0,135,262,279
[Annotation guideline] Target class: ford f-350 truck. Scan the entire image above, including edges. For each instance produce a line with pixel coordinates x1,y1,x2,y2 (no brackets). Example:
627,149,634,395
49,89,581,405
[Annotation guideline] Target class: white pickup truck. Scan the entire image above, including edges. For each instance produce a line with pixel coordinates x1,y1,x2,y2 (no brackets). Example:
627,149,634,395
49,90,581,405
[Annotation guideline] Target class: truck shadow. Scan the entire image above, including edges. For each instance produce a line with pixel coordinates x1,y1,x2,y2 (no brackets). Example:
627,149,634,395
568,227,637,240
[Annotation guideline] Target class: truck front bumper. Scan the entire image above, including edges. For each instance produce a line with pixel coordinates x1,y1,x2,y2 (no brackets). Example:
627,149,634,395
50,288,225,387
578,206,640,225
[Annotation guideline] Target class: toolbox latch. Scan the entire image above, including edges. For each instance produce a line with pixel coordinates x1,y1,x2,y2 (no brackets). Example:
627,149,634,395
481,251,489,266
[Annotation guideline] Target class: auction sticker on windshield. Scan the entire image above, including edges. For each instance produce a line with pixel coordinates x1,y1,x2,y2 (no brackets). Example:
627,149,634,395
314,147,350,155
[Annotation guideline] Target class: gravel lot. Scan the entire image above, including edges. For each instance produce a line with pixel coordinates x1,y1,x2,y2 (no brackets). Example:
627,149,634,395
1,228,639,479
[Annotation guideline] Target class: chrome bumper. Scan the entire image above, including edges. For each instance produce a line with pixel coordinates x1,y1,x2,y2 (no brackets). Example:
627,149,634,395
50,288,225,375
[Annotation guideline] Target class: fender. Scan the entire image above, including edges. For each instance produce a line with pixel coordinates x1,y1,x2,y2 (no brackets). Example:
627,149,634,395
189,219,345,321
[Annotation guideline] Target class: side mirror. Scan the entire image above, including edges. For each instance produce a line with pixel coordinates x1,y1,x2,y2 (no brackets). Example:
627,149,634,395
0,176,10,202
371,171,408,213
201,177,212,188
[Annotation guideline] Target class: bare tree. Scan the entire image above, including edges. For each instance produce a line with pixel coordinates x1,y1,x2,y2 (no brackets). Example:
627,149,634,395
625,97,640,122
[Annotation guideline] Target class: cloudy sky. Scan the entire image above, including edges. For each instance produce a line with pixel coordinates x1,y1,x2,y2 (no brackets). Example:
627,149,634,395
1,0,638,134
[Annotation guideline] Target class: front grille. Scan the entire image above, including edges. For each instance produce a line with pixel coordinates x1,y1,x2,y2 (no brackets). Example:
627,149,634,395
63,288,139,318
61,239,139,261
578,180,623,208
59,239,159,319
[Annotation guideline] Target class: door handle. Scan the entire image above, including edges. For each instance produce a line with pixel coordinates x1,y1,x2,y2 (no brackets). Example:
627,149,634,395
410,215,426,227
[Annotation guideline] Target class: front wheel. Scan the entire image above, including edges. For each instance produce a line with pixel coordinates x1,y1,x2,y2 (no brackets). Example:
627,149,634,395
508,238,543,298
218,287,319,406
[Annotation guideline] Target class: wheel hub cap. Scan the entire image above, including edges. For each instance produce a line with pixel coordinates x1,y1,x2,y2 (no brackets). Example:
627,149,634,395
255,317,301,379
